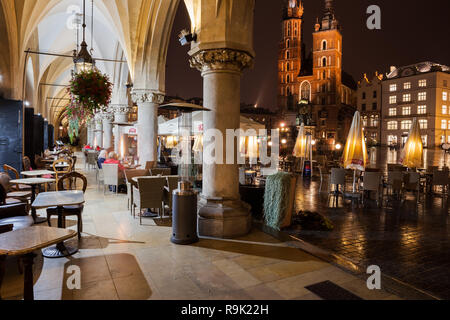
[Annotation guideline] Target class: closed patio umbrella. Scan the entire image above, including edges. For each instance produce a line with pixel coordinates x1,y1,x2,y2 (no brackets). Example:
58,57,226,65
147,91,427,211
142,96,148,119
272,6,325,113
400,117,423,169
293,124,307,158
342,111,368,194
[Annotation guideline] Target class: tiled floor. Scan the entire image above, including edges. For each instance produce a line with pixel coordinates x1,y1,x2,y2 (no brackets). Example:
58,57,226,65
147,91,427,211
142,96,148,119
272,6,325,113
285,177,449,299
1,155,399,300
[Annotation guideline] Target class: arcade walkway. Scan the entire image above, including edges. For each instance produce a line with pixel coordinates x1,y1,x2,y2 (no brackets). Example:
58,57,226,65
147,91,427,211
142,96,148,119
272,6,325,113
0,155,399,300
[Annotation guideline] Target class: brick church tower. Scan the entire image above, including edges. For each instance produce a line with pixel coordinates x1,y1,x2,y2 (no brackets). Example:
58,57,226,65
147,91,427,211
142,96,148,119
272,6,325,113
278,0,304,113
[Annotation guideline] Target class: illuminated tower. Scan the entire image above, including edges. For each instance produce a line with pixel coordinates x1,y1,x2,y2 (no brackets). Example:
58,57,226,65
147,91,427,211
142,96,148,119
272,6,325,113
278,0,304,112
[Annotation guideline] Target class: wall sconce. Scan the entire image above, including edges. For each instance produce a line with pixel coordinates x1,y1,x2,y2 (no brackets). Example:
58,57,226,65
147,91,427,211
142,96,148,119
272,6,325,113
179,29,197,46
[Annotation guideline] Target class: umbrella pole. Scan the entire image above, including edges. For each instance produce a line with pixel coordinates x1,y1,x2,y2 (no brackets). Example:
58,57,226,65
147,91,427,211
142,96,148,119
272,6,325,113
353,169,356,193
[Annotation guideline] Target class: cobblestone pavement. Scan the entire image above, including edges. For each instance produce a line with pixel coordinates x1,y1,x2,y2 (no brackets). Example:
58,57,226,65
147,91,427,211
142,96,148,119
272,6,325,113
285,178,450,299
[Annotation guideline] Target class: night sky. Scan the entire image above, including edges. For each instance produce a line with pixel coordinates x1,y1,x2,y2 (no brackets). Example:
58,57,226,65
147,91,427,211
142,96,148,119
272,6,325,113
166,0,450,111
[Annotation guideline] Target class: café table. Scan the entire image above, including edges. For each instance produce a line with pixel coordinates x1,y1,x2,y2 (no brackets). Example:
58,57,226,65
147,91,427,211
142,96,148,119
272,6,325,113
10,178,55,224
32,190,84,258
0,226,76,300
21,170,55,178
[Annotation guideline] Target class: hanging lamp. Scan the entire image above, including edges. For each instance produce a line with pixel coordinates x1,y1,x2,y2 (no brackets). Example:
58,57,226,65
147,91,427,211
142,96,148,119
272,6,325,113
73,0,94,72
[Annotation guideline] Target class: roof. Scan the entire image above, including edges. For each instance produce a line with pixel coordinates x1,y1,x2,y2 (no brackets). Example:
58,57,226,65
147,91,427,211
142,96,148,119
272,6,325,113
342,71,357,90
386,62,450,79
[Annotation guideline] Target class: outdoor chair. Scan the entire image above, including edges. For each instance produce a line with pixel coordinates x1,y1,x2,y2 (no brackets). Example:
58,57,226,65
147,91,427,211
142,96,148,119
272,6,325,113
361,171,382,207
163,175,181,215
404,172,421,205
124,169,149,215
52,158,73,191
327,168,346,206
150,168,171,176
386,171,403,199
102,163,120,194
431,170,449,197
133,177,166,225
46,172,87,239
34,155,46,170
86,152,97,170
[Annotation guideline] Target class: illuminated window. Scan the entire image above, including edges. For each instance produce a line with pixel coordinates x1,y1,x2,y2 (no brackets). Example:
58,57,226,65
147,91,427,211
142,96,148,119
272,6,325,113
370,115,379,127
401,120,412,130
389,108,397,116
418,92,427,101
441,120,447,130
417,105,426,114
443,105,448,114
389,84,397,92
443,92,448,101
404,82,411,90
403,94,411,102
362,117,368,127
387,121,398,130
389,96,397,104
419,119,428,129
402,106,411,115
419,79,427,87
388,135,397,145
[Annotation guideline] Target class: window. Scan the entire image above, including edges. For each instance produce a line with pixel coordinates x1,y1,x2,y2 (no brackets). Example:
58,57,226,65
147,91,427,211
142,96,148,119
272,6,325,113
322,57,327,67
286,39,290,48
387,121,398,130
419,119,428,129
361,104,366,111
372,102,377,110
443,92,448,101
389,96,397,104
389,108,397,116
322,40,327,51
286,75,290,83
286,51,290,59
402,106,411,115
444,80,448,87
362,117,368,127
362,92,366,100
388,135,398,145
419,79,427,87
418,92,427,101
441,120,447,130
401,120,412,130
373,91,377,98
370,115,379,127
403,94,411,102
404,82,411,90
443,105,448,114
421,135,428,147
389,84,397,92
417,105,427,114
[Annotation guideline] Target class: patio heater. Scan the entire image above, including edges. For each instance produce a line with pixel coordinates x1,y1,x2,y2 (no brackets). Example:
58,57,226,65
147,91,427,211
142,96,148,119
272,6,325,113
160,103,210,245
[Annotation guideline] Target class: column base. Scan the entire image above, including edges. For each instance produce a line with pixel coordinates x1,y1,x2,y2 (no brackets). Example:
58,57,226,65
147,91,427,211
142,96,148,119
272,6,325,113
197,196,252,239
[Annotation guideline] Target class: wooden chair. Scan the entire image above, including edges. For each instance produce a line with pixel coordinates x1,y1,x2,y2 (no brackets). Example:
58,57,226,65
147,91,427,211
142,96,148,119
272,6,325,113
46,172,87,239
133,177,166,225
145,161,156,170
34,155,46,170
22,156,32,171
3,164,31,191
0,173,31,204
52,158,73,191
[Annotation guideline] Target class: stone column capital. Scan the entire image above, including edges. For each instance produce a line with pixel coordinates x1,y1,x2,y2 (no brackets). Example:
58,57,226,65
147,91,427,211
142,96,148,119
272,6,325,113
131,89,165,105
189,49,254,75
109,104,131,115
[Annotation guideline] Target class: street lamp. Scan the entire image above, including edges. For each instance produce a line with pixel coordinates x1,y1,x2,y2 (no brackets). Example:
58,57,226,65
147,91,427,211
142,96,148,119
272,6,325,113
73,0,94,72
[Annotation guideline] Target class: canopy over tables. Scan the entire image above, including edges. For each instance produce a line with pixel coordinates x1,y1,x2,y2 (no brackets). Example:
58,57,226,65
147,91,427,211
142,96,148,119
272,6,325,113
400,117,424,169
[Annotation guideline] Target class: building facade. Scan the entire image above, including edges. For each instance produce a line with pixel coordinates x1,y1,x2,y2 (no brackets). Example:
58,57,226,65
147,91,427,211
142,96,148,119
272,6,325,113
278,0,357,148
381,62,450,148
357,72,383,145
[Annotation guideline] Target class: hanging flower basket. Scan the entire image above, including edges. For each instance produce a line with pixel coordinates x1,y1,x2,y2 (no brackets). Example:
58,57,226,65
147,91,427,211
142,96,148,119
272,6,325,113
65,68,113,142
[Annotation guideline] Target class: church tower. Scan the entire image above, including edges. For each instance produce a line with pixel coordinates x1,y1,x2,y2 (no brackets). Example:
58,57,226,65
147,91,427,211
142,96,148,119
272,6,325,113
311,0,342,106
278,0,304,112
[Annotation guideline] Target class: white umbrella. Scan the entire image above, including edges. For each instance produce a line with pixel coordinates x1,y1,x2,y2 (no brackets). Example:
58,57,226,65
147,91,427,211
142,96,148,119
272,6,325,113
342,111,368,193
400,117,423,169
